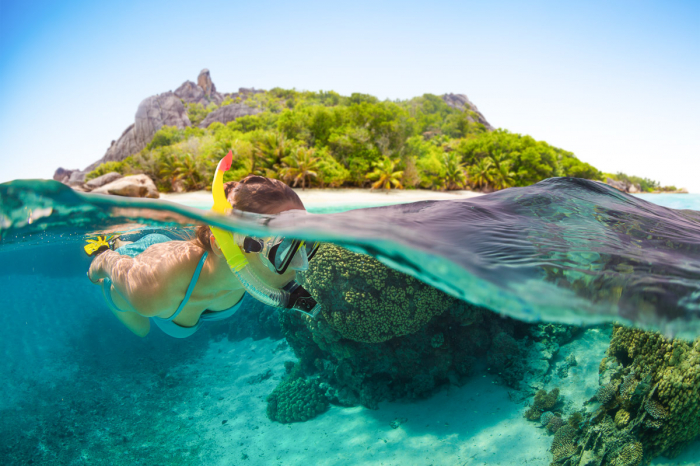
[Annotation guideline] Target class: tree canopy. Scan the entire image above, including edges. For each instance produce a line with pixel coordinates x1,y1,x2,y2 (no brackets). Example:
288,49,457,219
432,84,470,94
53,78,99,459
86,88,632,193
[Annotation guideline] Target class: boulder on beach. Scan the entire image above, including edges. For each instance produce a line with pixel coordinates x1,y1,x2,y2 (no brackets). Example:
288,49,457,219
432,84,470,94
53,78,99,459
91,174,159,198
85,172,123,189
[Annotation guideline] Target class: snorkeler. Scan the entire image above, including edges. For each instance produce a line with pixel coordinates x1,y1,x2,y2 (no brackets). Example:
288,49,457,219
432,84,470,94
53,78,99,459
87,152,320,338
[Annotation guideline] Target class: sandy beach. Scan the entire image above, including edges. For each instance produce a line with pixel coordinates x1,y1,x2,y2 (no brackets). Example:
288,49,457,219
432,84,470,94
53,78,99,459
161,188,483,210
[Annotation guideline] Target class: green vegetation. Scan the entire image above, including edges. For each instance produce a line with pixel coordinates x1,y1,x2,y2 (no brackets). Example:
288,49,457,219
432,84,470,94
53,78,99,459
84,161,126,181
86,88,619,192
606,172,678,193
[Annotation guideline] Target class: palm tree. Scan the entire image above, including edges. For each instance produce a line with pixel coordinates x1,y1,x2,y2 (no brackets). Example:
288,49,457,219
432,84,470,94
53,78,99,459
280,147,319,190
491,159,516,190
173,153,203,190
489,150,516,190
468,158,493,190
158,152,178,190
253,132,288,175
366,157,404,191
442,153,467,190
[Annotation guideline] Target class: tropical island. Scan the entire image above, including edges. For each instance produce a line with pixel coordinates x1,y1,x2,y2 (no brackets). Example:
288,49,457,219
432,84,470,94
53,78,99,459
54,69,683,196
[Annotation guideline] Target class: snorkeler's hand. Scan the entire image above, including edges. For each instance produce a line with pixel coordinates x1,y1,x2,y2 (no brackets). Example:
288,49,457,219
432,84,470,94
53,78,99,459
87,253,108,284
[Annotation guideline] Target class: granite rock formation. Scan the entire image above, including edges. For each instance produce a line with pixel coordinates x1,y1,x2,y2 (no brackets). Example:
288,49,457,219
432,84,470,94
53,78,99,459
199,103,261,128
175,69,225,106
85,172,123,189
54,69,252,183
89,92,190,171
442,93,494,130
606,177,641,194
91,174,159,198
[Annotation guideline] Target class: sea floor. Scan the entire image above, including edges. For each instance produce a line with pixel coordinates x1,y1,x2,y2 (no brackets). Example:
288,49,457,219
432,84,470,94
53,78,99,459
152,327,700,466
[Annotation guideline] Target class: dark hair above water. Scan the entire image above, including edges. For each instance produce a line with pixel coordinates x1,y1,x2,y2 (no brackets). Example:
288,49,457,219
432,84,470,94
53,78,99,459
194,175,305,252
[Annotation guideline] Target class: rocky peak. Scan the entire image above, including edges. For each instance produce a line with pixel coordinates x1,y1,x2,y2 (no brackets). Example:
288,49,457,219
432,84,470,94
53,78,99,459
442,93,494,131
197,69,216,97
175,69,224,106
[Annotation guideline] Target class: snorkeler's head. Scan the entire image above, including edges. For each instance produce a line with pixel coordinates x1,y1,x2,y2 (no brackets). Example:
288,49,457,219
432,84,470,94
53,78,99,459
228,175,305,215
195,175,305,251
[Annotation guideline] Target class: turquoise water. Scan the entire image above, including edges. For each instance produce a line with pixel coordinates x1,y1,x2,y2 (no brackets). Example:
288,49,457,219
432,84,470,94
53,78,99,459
633,193,700,211
1,178,699,465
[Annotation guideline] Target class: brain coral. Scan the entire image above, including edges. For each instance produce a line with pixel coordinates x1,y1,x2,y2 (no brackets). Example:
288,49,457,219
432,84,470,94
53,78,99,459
298,244,457,343
266,378,329,423
606,325,700,460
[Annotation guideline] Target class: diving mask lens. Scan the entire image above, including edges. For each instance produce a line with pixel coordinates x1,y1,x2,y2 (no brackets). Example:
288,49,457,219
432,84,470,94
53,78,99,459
272,239,320,274
236,234,320,275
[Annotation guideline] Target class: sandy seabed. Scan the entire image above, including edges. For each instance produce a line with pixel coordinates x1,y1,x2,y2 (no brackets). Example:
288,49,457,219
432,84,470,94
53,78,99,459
156,326,697,466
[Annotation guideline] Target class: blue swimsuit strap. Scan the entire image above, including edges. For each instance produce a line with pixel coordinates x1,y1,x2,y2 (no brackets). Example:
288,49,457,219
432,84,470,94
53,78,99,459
162,251,209,322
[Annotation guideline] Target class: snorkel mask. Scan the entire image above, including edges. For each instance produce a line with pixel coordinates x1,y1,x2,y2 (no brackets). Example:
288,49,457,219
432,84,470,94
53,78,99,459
210,152,321,318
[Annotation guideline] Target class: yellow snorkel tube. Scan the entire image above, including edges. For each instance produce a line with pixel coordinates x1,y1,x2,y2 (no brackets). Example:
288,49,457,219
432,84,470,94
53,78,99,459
210,152,320,316
211,152,248,272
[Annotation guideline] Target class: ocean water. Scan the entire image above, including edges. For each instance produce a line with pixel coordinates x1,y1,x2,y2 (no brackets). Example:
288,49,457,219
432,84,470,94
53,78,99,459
1,177,699,465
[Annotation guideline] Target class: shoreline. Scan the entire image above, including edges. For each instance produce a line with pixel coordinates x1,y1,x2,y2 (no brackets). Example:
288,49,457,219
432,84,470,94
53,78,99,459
161,188,484,208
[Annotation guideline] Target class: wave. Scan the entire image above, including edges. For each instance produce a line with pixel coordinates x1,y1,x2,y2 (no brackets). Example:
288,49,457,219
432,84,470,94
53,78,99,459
2,177,700,338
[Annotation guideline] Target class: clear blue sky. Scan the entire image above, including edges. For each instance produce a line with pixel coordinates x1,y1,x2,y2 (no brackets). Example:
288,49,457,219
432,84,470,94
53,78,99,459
1,0,698,190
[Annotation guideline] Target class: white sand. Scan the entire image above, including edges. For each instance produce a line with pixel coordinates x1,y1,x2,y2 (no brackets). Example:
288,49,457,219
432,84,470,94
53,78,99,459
161,188,483,210
165,326,699,465
161,326,623,466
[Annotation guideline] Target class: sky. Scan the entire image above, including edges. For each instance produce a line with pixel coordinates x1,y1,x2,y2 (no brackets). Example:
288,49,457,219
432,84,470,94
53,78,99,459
1,0,698,191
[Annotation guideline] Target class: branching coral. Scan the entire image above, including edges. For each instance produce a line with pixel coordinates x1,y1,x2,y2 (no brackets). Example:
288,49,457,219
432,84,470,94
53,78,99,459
297,244,456,343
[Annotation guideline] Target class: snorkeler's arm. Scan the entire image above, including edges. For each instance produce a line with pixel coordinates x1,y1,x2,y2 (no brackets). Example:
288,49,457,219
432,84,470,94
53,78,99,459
88,250,175,318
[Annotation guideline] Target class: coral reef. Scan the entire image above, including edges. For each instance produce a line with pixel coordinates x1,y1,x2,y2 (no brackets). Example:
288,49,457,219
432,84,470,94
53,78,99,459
545,324,700,465
547,416,565,433
525,388,560,421
297,244,459,343
266,376,329,423
266,362,329,423
280,244,537,409
596,382,618,404
541,411,557,427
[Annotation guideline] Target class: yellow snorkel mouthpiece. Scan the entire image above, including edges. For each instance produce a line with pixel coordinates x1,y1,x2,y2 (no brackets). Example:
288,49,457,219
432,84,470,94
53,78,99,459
211,151,248,272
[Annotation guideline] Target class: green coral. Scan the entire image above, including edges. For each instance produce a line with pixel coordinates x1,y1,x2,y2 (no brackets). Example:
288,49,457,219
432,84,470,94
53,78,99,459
610,441,643,466
551,424,577,461
614,409,631,428
607,325,700,460
298,244,457,343
266,376,329,424
525,388,560,421
553,325,699,465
